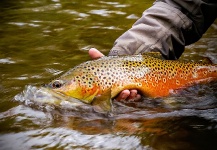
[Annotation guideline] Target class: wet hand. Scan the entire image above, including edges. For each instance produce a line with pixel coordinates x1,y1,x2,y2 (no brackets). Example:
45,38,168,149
89,48,142,102
115,89,141,102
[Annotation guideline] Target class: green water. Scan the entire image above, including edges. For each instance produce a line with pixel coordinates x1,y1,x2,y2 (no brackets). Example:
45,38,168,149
0,0,217,149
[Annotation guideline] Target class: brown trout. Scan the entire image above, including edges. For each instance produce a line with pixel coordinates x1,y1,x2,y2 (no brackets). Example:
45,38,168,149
47,53,217,113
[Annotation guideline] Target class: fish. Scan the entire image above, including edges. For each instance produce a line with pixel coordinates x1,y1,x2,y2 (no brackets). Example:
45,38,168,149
46,53,217,113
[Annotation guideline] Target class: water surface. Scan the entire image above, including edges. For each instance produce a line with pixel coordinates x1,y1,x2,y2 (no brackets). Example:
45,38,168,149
0,0,217,149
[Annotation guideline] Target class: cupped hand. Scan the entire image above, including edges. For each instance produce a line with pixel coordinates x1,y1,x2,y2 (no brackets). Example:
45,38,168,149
89,48,141,102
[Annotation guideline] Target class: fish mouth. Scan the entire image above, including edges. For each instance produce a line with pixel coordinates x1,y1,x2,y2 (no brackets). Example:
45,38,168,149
14,85,91,111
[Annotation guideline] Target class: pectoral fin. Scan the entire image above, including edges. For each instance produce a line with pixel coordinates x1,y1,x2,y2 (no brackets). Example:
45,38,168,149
92,89,112,114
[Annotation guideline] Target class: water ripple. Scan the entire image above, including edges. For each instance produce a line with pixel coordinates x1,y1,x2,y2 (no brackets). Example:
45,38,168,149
0,127,148,150
89,9,126,17
0,58,16,64
57,10,89,18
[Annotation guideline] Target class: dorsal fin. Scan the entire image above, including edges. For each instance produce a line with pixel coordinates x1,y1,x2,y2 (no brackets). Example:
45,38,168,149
198,57,213,64
142,52,164,59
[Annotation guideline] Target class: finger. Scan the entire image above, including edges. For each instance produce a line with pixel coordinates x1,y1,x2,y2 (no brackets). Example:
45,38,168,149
128,93,142,102
89,48,104,59
128,89,137,99
115,90,130,101
127,89,142,102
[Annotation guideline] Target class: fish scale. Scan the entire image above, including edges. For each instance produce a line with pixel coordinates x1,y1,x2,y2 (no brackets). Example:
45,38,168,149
47,54,217,113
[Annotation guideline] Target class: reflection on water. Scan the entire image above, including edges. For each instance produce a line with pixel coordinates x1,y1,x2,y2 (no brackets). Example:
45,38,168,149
0,0,217,149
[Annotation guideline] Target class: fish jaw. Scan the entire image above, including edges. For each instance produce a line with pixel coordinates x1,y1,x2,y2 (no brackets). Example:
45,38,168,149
17,85,89,108
53,82,113,114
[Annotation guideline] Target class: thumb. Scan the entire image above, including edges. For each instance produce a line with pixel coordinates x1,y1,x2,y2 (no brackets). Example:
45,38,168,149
89,48,104,59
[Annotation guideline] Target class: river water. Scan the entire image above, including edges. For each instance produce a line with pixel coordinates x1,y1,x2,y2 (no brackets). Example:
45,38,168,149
0,0,217,149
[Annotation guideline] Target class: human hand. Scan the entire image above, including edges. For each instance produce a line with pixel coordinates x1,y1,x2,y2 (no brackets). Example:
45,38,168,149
89,48,141,102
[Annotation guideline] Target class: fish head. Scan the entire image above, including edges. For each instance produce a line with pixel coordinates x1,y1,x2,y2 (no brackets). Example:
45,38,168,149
45,69,112,114
46,74,98,104
14,84,92,114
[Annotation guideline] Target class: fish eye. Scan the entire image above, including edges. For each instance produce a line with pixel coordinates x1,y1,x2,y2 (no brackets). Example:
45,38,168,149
52,80,63,88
